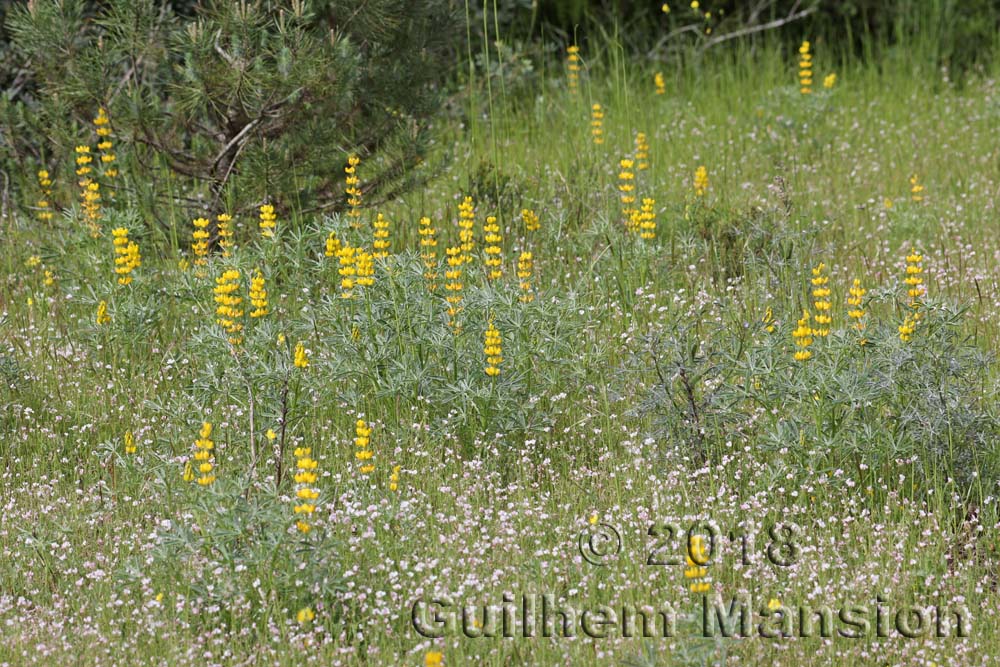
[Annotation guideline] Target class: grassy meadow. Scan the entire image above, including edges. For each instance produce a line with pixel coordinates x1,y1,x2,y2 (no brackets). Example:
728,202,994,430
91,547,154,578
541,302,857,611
3,35,1000,666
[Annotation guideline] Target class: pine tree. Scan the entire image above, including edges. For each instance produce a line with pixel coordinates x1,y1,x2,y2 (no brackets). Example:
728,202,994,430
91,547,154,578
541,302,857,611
5,0,457,221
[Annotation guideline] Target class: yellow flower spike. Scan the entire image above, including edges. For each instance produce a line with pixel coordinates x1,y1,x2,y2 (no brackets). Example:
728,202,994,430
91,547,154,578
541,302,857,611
189,422,216,486
354,419,375,476
685,534,711,593
484,319,503,377
903,248,925,329
96,300,111,326
36,170,54,221
457,197,476,262
292,445,321,532
355,249,375,288
566,45,580,92
521,208,539,233
762,306,775,333
111,228,140,285
258,204,277,238
654,72,666,95
517,251,535,303
899,315,916,342
792,310,814,361
847,278,867,332
294,342,310,369
325,232,341,258
336,243,357,298
249,270,269,318
635,132,650,171
798,40,813,94
810,263,832,337
693,166,709,197
910,175,925,202
419,217,439,290
638,198,656,240
191,217,210,269
345,154,363,227
124,430,136,454
618,158,636,226
213,270,243,345
590,104,604,145
372,212,391,259
483,216,503,281
216,214,234,257
444,246,464,332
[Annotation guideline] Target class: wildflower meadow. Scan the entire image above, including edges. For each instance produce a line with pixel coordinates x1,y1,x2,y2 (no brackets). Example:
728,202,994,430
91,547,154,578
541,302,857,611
2,1,1000,665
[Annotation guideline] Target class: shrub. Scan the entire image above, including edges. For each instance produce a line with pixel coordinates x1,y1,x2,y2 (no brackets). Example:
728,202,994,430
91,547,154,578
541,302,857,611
3,0,457,220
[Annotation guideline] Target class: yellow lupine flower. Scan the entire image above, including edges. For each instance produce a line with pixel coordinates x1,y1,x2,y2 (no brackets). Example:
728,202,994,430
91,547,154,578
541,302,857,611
216,214,234,257
354,419,375,475
521,208,539,233
292,446,321,533
249,270,269,318
444,246,464,332
517,251,535,303
259,204,276,238
792,310,813,361
345,155,362,227
191,422,216,486
191,217,210,269
337,243,357,298
637,198,656,240
294,341,309,369
619,158,636,226
483,216,503,281
214,269,243,345
910,174,925,202
484,319,503,377
96,300,111,325
112,228,141,285
798,41,813,94
566,45,580,92
458,197,475,262
419,217,438,290
372,212,390,259
591,104,604,145
693,166,709,197
810,262,831,337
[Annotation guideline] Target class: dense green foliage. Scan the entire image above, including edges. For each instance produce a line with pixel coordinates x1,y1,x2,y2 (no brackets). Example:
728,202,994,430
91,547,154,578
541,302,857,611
2,0,457,222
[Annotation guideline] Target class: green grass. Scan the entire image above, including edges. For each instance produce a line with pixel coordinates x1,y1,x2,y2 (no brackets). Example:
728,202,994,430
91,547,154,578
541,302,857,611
1,37,1000,666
